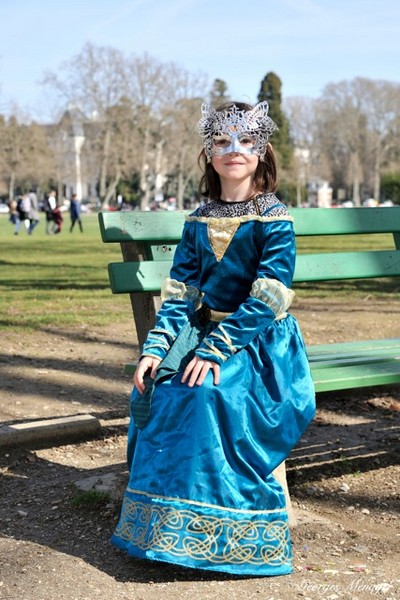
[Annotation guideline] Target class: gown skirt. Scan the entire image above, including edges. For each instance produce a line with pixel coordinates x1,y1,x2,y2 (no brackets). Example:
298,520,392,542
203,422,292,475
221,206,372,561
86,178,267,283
111,313,315,576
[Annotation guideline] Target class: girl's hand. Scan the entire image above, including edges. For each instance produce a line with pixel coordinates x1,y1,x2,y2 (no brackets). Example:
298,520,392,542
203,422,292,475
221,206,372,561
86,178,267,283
181,356,220,388
134,356,161,394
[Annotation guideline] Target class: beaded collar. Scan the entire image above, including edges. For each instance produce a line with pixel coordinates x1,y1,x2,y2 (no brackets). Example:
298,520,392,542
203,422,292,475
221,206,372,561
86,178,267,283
193,193,289,218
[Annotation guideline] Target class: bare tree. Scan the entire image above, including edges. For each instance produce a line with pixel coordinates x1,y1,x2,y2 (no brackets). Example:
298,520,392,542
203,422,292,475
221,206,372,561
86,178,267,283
316,81,370,205
40,43,212,209
125,53,170,209
284,97,320,205
0,114,54,198
160,67,207,209
352,78,400,201
310,78,400,204
42,42,131,207
125,58,207,209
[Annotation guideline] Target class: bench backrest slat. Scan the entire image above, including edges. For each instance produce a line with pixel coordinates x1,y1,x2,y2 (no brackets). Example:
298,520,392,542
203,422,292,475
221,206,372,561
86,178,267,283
108,261,172,294
107,249,400,294
99,207,400,243
295,250,400,281
290,207,400,235
99,211,188,243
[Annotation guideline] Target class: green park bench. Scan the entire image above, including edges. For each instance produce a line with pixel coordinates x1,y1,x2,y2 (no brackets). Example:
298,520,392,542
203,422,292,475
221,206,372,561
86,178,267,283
98,205,400,525
99,206,400,393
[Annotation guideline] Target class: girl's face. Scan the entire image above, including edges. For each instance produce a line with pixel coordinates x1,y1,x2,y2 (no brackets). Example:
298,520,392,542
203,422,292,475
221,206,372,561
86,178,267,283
211,151,259,183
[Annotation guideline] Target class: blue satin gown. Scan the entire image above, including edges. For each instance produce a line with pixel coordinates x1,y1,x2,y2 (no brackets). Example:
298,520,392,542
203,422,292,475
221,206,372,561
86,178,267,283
111,194,315,576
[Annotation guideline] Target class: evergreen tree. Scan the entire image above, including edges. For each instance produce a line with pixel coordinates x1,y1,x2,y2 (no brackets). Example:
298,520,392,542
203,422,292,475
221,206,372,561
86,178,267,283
209,79,230,107
258,72,293,168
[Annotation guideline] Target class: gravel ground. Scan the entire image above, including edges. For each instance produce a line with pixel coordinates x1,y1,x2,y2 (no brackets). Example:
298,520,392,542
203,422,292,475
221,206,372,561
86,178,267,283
0,298,399,600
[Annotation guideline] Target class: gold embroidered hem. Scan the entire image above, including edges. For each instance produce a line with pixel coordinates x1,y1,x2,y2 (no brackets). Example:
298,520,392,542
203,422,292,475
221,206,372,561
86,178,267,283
112,489,292,574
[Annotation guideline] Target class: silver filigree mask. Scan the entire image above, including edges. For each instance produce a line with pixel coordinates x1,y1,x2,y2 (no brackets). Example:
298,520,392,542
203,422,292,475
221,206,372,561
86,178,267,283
195,101,278,159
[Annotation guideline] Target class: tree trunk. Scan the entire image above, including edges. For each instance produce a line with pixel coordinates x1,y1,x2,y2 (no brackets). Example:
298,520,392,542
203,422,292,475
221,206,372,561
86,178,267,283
99,128,111,204
352,178,361,206
8,171,15,200
140,187,152,210
296,178,302,207
373,143,381,202
177,170,185,210
139,127,151,210
350,152,362,206
176,147,191,210
103,169,122,208
57,181,63,206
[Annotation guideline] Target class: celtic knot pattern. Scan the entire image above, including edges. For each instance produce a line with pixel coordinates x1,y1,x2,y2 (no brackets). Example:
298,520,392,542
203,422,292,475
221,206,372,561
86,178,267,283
115,497,290,566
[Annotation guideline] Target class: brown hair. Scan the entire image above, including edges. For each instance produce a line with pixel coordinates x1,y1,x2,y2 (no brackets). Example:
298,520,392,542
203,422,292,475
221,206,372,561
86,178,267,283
198,101,278,200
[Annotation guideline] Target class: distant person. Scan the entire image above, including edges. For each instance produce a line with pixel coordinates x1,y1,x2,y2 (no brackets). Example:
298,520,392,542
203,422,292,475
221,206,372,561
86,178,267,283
18,194,31,233
69,194,83,233
8,198,21,235
53,205,64,234
44,191,57,235
28,190,40,235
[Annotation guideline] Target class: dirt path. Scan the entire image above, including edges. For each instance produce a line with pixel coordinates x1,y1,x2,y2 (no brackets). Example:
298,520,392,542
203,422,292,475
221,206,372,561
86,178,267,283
0,298,399,599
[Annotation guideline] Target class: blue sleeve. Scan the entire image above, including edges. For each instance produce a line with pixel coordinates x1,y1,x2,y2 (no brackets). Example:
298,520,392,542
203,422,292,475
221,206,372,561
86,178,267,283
195,219,296,364
141,221,201,360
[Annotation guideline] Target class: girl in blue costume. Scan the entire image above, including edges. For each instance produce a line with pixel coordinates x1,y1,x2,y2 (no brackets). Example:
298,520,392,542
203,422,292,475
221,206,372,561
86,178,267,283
111,101,315,576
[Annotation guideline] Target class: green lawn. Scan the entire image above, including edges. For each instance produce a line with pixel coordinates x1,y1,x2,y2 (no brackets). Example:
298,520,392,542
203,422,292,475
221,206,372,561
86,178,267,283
1,213,131,331
1,212,398,332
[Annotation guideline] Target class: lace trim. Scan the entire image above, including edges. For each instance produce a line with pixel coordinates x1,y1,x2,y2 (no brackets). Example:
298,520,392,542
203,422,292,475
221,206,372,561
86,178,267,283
161,278,202,306
250,278,295,317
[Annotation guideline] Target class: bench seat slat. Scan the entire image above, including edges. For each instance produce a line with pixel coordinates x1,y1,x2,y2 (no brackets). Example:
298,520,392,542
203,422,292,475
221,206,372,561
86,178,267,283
310,355,400,369
311,361,400,392
308,340,400,366
108,262,172,293
307,338,400,355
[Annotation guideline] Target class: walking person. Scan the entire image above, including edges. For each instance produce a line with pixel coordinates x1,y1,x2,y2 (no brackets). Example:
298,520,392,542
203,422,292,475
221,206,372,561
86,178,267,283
69,194,83,233
28,190,40,235
8,199,21,235
111,101,315,576
53,206,63,234
44,190,57,235
18,193,31,233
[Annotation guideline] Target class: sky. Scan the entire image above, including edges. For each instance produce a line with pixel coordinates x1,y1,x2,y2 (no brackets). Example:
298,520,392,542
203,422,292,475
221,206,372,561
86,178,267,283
1,0,399,122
